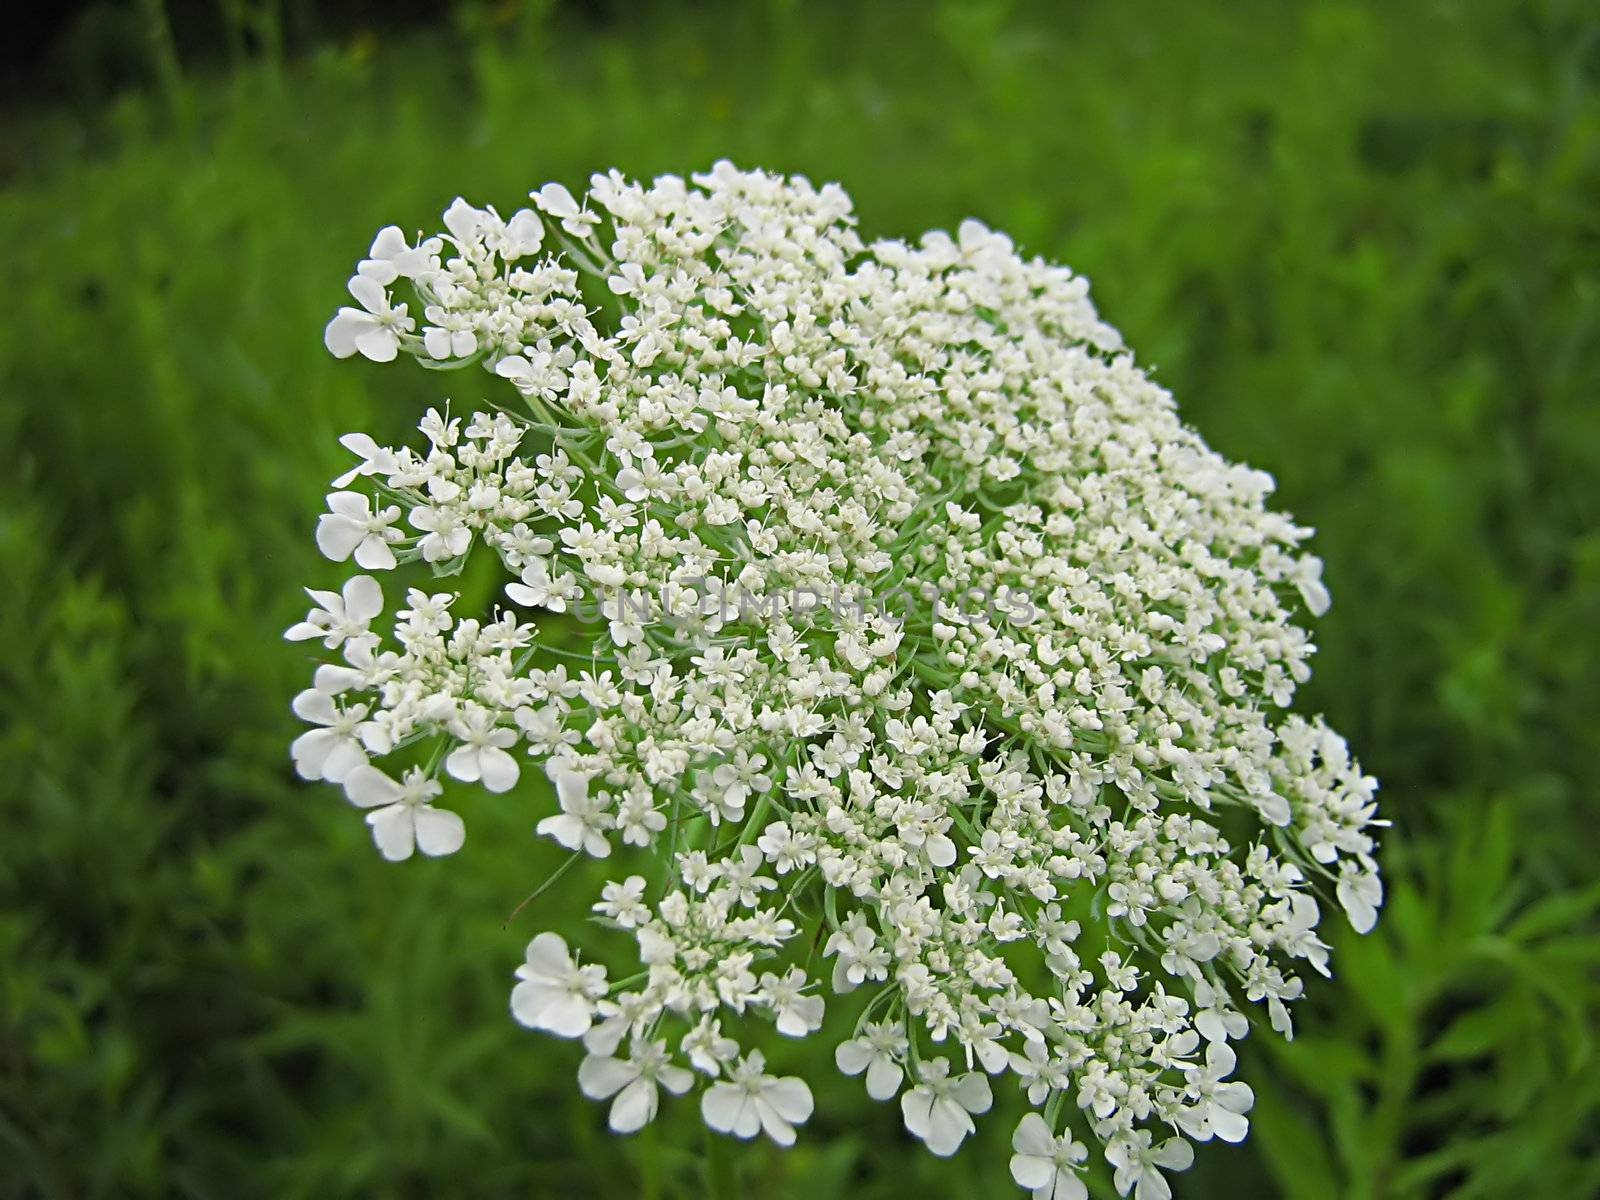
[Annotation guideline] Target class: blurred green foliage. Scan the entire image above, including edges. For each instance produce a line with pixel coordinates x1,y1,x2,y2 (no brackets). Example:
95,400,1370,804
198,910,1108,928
2,1,1597,1196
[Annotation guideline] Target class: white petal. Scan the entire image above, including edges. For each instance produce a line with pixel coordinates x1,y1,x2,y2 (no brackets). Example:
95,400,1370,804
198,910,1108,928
552,767,590,808
1150,1138,1194,1170
763,1076,813,1123
535,991,592,1038
413,806,465,857
504,209,543,256
865,1056,903,1101
366,805,416,861
320,738,367,783
1210,1105,1250,1143
445,745,482,783
533,182,580,218
290,728,335,779
339,431,385,464
1338,877,1380,933
900,1088,935,1138
313,663,364,694
700,1084,746,1134
658,1065,694,1095
951,1071,993,1114
347,274,388,313
327,491,370,518
510,979,556,1028
424,327,453,360
353,536,397,571
316,515,365,561
343,765,400,808
357,257,398,286
1010,1152,1054,1190
924,1098,974,1156
520,932,572,981
1195,1010,1229,1043
536,812,583,851
756,1098,797,1147
1217,1081,1254,1113
442,197,482,241
292,688,337,725
354,326,399,363
369,225,409,260
1299,575,1331,617
323,310,365,358
577,1054,636,1100
304,586,341,612
1012,1113,1056,1158
835,1040,873,1076
477,746,520,793
343,575,384,621
608,1078,658,1133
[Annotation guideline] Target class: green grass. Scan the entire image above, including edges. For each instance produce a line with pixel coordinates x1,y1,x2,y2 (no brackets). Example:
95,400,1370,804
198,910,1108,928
2,1,1597,1196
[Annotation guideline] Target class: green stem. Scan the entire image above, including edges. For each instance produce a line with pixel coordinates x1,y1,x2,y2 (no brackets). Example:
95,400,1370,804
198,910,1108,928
704,1125,738,1200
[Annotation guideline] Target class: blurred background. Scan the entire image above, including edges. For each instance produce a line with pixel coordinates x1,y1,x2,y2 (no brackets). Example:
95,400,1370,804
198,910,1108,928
2,1,1597,1196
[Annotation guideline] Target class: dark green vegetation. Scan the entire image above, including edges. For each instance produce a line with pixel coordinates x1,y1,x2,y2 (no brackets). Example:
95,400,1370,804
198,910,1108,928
3,1,1597,1196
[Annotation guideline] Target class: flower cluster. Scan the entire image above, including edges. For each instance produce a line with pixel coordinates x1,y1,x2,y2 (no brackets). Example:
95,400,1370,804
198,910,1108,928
289,163,1384,1196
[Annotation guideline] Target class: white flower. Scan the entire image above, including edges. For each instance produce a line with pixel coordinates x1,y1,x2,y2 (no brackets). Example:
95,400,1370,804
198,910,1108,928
578,1038,693,1133
531,182,601,238
323,274,413,362
1010,1113,1089,1200
357,225,439,285
505,559,573,612
823,913,888,992
536,764,611,857
608,262,646,296
445,707,520,792
1105,1132,1194,1200
316,491,403,570
700,1051,814,1146
511,931,607,1038
1337,864,1383,933
343,765,463,861
442,196,490,243
495,352,568,400
284,574,383,650
834,1020,907,1100
682,1017,739,1075
614,466,649,503
289,687,368,782
423,321,478,361
498,208,544,259
410,504,472,562
759,967,824,1037
1193,980,1248,1044
900,1060,992,1156
711,750,772,811
299,164,1386,1192
593,876,650,927
1009,1037,1071,1105
331,432,400,487
1291,554,1331,617
1176,1041,1254,1144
